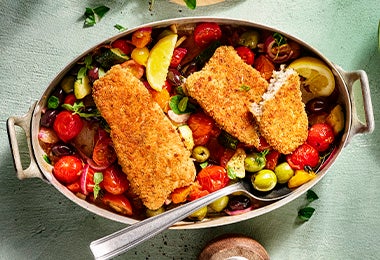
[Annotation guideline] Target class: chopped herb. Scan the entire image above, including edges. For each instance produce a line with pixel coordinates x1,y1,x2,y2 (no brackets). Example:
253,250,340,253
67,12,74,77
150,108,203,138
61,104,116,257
184,0,197,9
306,189,319,203
84,55,93,69
114,24,127,31
62,101,101,118
43,154,51,164
199,161,208,169
227,166,237,179
93,172,103,199
273,32,287,46
77,67,87,79
47,96,60,109
239,85,250,91
84,5,110,27
298,206,315,221
169,95,196,114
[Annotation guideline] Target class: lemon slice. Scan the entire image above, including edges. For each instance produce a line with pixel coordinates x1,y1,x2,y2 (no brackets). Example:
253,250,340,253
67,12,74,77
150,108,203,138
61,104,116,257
146,33,178,91
288,56,335,98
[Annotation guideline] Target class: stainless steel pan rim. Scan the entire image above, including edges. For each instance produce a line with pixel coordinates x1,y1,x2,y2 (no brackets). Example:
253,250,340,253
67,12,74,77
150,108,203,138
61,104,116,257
7,17,374,229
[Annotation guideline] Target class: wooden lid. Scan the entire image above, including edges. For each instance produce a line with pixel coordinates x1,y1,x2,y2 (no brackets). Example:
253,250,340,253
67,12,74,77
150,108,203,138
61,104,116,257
198,234,270,260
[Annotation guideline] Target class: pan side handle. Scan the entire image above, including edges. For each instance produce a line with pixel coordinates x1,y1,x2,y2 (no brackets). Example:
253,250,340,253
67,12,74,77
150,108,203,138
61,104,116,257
334,65,375,143
7,102,44,180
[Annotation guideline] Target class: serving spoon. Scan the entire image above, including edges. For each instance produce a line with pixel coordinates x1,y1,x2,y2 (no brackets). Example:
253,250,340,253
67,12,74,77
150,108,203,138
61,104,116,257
90,179,288,260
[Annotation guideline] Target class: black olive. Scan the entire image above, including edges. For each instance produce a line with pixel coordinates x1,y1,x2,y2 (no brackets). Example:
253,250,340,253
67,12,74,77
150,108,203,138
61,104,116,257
40,109,59,128
227,195,251,211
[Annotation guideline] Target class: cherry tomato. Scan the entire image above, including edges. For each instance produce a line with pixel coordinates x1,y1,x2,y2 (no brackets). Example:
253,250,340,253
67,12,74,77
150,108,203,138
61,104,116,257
112,38,133,55
254,55,275,81
102,193,133,215
235,46,255,65
66,179,81,193
257,136,271,151
194,22,222,47
187,112,215,146
219,148,235,168
53,155,83,184
206,137,226,164
187,185,209,201
197,165,229,193
131,27,152,48
307,123,335,152
92,135,117,168
53,110,83,142
63,93,76,106
286,143,319,170
265,150,280,171
102,164,129,195
170,47,188,68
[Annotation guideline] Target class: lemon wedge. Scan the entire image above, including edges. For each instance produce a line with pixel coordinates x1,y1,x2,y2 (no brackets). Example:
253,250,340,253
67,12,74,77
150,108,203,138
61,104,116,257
146,33,178,91
288,56,335,98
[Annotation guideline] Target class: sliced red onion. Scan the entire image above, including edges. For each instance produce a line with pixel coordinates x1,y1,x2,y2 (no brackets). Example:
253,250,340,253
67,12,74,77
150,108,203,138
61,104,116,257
167,110,190,124
38,127,59,144
86,157,110,171
224,205,255,216
80,164,90,195
264,36,294,63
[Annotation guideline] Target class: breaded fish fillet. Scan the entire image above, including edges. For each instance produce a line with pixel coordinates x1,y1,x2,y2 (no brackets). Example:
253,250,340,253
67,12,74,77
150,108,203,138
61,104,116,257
250,67,308,154
184,46,268,147
92,65,196,210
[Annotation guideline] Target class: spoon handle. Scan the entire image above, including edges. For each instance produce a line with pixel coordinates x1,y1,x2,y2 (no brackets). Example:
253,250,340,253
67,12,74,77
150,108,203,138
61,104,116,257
90,183,241,260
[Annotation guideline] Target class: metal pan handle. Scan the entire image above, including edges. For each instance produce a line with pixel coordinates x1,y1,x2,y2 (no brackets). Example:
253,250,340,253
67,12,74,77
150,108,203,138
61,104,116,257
7,101,43,180
334,65,375,143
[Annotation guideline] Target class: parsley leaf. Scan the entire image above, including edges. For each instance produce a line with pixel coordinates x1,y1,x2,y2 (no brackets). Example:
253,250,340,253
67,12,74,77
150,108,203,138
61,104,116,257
306,189,319,203
84,5,110,27
169,95,196,114
298,207,315,221
199,161,209,169
184,0,197,9
239,85,250,91
114,24,127,31
62,101,101,118
93,172,103,199
273,32,287,46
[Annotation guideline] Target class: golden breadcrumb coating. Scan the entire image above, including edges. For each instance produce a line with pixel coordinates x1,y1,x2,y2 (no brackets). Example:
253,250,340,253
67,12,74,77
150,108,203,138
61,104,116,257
184,46,268,148
92,65,196,210
250,68,308,154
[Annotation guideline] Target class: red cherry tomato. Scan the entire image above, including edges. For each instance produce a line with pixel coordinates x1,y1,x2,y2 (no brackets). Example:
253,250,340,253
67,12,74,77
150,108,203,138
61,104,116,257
53,156,83,184
170,47,188,68
187,112,215,146
265,150,280,171
53,110,83,142
66,179,81,193
194,22,222,47
257,136,271,151
187,185,209,201
235,46,255,65
102,193,133,215
219,148,235,168
63,93,76,106
196,165,229,193
307,123,335,152
92,135,117,168
102,165,129,195
112,38,133,55
131,27,152,48
286,143,320,170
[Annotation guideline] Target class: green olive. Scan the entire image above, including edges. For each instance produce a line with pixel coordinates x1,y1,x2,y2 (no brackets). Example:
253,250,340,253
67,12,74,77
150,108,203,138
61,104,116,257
209,196,229,212
238,30,260,49
192,146,210,163
274,162,295,184
251,169,277,192
146,207,165,218
244,152,266,172
188,206,208,221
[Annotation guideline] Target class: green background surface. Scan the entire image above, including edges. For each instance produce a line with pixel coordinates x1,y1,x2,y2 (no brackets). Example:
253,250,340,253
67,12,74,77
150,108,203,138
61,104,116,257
0,1,379,259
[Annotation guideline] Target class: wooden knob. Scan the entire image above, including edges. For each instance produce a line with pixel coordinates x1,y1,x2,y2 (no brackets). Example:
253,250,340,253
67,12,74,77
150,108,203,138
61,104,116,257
198,234,270,260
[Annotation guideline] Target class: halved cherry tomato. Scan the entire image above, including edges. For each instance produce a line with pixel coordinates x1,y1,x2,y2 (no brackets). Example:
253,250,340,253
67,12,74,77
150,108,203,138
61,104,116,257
102,164,129,195
170,47,188,68
131,27,152,48
235,46,255,65
187,112,215,146
112,38,133,55
102,193,133,215
53,110,83,142
254,55,275,81
120,60,144,79
219,148,235,168
197,165,229,193
53,155,83,184
63,93,76,106
265,150,280,171
307,123,335,152
187,184,210,201
194,22,222,47
66,180,81,193
257,136,271,151
286,143,319,170
92,135,117,168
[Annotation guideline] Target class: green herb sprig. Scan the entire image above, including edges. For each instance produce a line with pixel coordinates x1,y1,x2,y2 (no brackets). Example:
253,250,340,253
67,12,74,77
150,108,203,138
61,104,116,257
84,5,110,27
298,190,319,221
62,101,101,118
